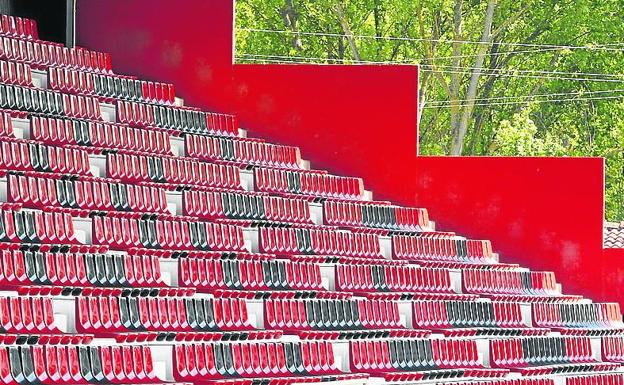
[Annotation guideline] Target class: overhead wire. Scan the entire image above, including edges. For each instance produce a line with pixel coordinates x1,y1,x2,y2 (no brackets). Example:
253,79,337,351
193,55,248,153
423,94,624,109
237,54,624,83
238,28,624,64
237,53,403,65
420,63,624,79
236,49,624,109
239,28,624,51
426,88,624,107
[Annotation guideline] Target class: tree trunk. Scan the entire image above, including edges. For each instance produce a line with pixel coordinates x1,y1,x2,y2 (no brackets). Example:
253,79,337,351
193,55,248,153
337,35,345,63
373,0,381,56
281,0,303,51
416,0,437,127
418,71,431,126
451,0,497,155
334,1,361,61
373,0,381,37
448,0,464,154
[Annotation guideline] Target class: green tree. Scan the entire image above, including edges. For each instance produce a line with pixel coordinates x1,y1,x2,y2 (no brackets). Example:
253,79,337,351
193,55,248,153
236,0,624,221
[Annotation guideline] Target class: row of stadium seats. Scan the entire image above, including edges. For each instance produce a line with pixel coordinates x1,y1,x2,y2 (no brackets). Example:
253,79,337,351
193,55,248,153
490,336,618,375
412,300,531,334
392,235,494,262
173,342,349,381
178,257,325,293
186,134,302,170
324,200,429,232
0,35,111,72
1,339,620,385
6,292,624,347
0,60,32,87
0,139,90,175
116,100,238,136
462,269,559,296
255,168,364,200
76,296,254,334
7,173,170,214
0,344,157,383
0,83,101,119
349,338,507,380
335,264,453,294
0,208,78,244
183,190,312,223
30,116,173,155
106,152,242,189
92,216,246,251
533,302,624,334
0,250,166,292
259,227,382,258
0,15,38,41
49,66,176,105
264,298,403,332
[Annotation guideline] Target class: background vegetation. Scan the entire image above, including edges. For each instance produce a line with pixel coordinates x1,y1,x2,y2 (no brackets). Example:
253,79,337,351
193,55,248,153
235,0,624,221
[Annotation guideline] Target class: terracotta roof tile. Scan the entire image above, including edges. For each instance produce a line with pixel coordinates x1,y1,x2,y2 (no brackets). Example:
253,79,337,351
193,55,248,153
604,222,624,248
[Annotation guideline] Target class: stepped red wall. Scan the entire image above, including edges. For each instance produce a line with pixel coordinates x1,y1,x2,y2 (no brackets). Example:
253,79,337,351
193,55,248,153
415,156,606,301
75,0,614,303
603,249,624,302
75,0,419,203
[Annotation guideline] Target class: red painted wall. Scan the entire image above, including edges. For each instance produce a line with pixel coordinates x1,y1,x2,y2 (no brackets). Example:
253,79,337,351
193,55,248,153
76,0,234,85
228,65,419,203
414,156,605,301
75,0,419,203
602,249,624,304
75,0,614,303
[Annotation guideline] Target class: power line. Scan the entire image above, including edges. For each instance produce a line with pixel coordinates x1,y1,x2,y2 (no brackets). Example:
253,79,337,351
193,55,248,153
421,63,624,79
418,47,569,63
426,88,624,107
239,28,624,51
239,53,624,79
420,67,624,83
238,53,404,65
243,36,595,63
237,54,624,83
239,28,624,65
420,46,578,62
423,94,624,109
235,55,624,106
238,41,617,64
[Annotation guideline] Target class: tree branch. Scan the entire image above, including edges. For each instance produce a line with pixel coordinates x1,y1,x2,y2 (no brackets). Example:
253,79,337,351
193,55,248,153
334,1,361,61
280,0,303,51
451,0,498,155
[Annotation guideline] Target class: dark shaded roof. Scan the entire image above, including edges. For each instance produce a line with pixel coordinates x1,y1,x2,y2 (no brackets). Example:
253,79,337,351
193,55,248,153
605,222,624,248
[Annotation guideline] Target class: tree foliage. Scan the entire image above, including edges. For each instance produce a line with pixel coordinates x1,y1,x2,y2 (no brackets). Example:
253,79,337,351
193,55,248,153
236,0,624,221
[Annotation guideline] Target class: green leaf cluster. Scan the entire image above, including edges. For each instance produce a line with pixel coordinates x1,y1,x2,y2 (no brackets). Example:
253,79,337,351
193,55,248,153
236,0,624,221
